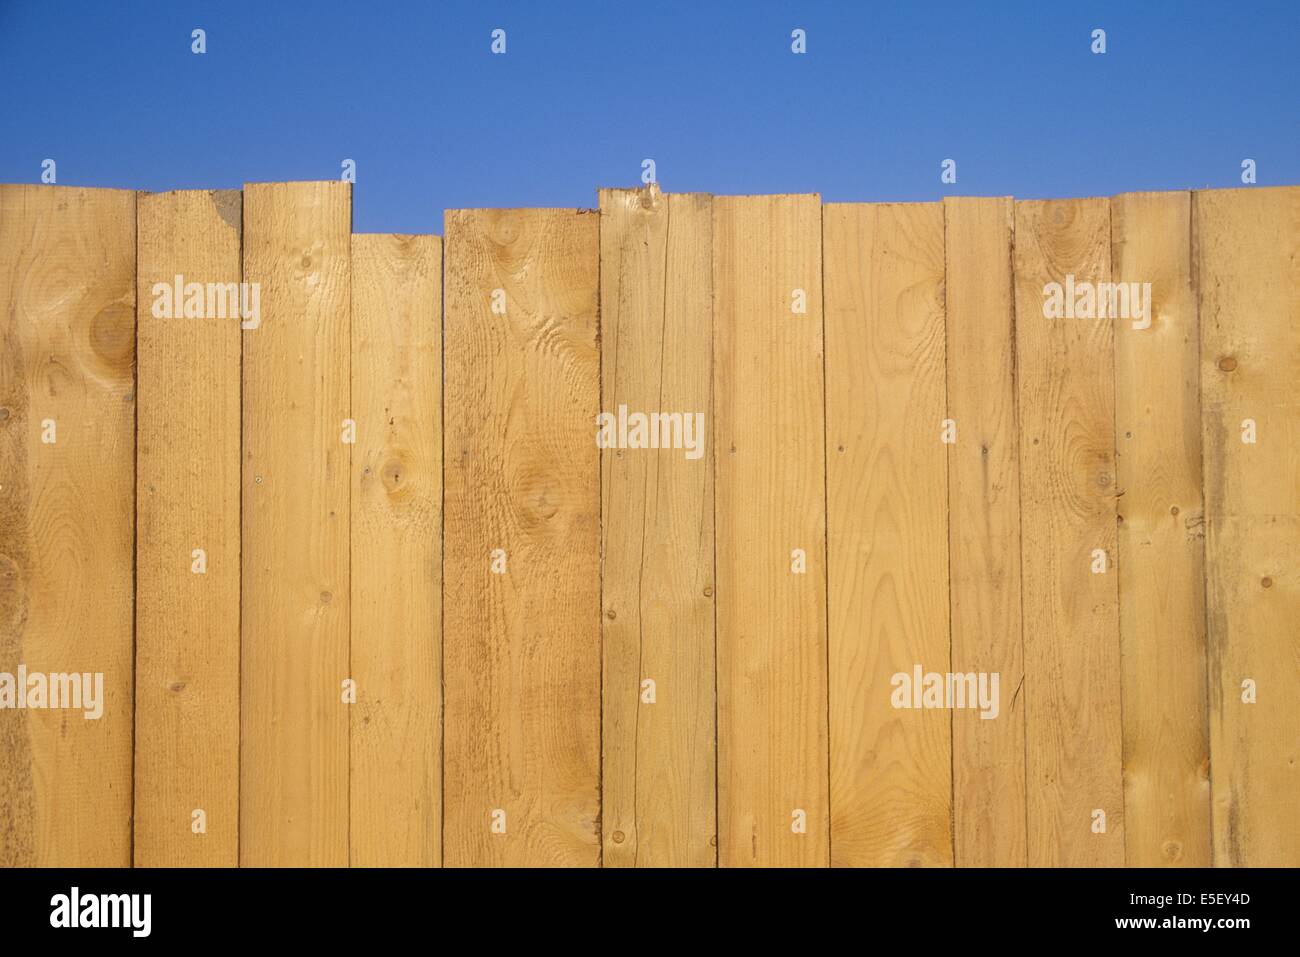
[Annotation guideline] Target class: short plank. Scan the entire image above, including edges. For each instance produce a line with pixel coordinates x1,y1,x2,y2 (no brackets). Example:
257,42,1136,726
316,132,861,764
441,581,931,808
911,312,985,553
442,208,601,867
1196,186,1300,867
1111,191,1211,867
134,190,242,867
943,196,1026,867
825,202,952,867
598,187,715,868
0,185,136,866
240,181,352,866
349,234,442,867
713,194,828,867
1014,198,1125,866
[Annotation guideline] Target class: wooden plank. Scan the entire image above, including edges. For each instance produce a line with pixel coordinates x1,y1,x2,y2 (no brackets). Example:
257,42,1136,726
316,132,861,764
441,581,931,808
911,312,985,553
943,196,1026,867
134,190,242,867
1111,191,1212,867
442,208,600,867
349,233,442,867
598,187,715,868
1196,186,1300,867
240,181,352,866
824,202,951,867
1014,198,1125,866
713,194,828,867
0,185,136,866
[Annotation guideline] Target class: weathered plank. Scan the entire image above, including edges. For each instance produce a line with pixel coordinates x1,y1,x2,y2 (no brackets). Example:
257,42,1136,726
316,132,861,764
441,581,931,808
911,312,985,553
943,196,1026,867
134,190,242,866
240,181,352,866
599,187,716,867
349,233,442,867
0,185,136,866
825,202,952,867
442,208,601,867
1014,198,1124,866
1111,191,1211,867
713,194,828,867
1196,186,1300,867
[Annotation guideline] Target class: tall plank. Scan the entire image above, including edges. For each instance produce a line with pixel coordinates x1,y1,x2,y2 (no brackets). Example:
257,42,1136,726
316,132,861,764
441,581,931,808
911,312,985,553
442,208,600,867
0,185,136,866
1196,186,1300,867
349,234,442,867
943,196,1026,867
1111,191,1211,867
135,190,242,866
240,181,352,866
825,202,951,867
1014,199,1124,866
599,187,715,868
713,194,828,867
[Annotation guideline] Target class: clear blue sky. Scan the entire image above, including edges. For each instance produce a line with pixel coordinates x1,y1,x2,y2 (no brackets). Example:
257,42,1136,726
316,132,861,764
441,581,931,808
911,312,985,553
2,0,1297,233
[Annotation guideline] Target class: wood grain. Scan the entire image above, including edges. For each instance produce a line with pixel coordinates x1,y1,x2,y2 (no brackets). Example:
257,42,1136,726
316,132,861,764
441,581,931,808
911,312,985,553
943,196,1026,867
442,208,601,867
134,190,242,866
1111,191,1211,867
0,185,136,866
825,202,952,867
2,180,1295,868
349,233,442,867
1196,186,1300,867
598,187,716,867
713,194,828,867
240,181,352,867
1014,198,1125,866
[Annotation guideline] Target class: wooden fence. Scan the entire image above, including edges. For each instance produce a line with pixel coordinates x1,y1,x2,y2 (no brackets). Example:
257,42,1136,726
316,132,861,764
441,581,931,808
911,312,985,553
0,182,1295,867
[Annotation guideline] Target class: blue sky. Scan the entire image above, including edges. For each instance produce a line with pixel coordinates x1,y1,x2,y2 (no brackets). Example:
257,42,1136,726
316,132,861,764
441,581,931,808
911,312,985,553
2,0,1296,233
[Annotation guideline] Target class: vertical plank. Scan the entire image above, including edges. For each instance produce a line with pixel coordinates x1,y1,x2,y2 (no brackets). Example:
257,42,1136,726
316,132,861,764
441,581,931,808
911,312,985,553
442,208,600,867
1111,191,1212,867
824,202,952,867
1014,198,1124,866
0,185,136,866
134,190,242,866
943,196,1026,867
713,194,828,867
349,234,442,867
1196,186,1300,867
240,181,352,866
598,187,716,868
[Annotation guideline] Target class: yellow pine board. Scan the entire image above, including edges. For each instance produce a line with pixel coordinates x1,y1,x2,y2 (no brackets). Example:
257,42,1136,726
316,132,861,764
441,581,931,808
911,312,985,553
824,202,952,867
1014,198,1124,866
1196,186,1300,867
349,233,442,867
240,181,352,866
1111,191,1212,867
0,185,136,866
713,194,828,867
442,208,601,867
598,187,716,867
943,196,1026,867
134,190,242,866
